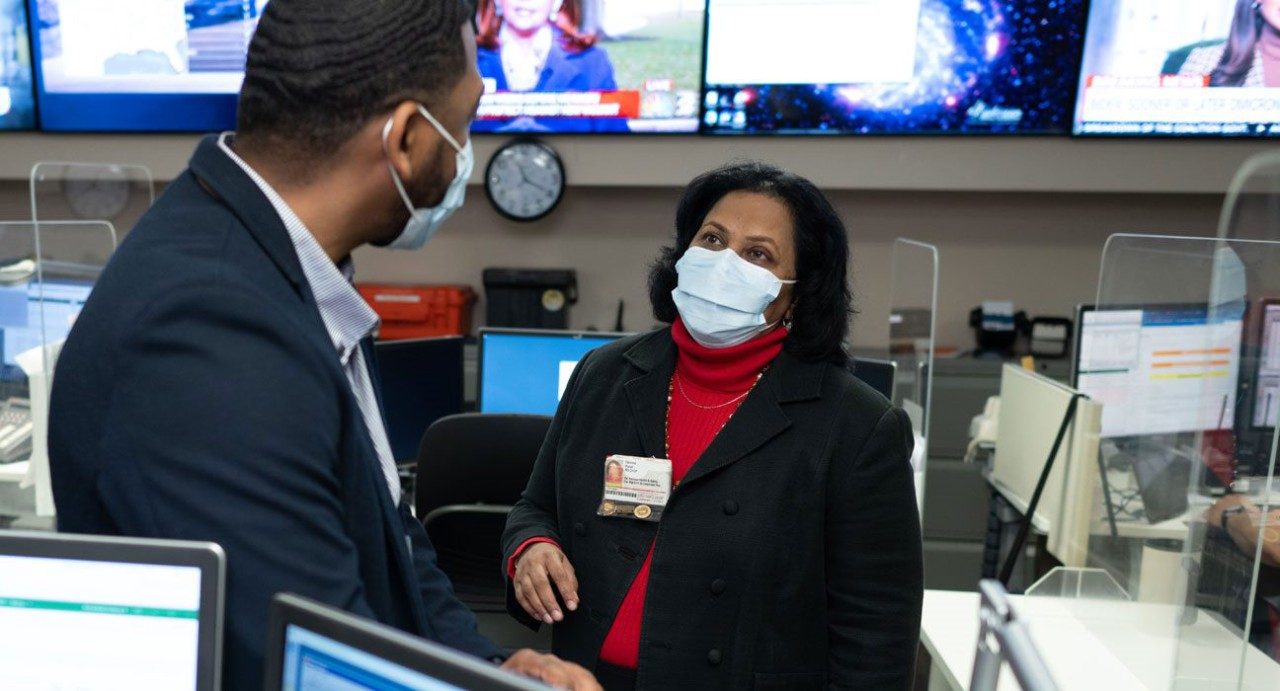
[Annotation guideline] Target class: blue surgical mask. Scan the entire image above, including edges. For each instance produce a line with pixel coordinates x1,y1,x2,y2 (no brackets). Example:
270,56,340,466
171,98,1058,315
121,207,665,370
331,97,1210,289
381,104,474,251
671,246,796,349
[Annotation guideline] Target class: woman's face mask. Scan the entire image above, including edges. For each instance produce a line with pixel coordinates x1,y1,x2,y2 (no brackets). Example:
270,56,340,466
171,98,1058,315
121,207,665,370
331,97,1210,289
671,246,796,349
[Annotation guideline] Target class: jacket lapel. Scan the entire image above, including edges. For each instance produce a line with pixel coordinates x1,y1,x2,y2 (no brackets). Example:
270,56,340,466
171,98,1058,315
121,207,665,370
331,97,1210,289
623,333,677,459
678,374,792,488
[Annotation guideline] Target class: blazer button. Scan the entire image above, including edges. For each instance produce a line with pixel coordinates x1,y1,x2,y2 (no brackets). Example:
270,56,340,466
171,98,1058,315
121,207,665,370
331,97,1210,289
707,649,722,666
722,500,739,516
710,578,726,596
573,522,586,536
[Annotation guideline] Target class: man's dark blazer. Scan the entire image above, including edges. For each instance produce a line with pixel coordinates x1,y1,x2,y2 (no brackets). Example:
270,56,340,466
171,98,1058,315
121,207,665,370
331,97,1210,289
49,136,502,690
502,330,924,690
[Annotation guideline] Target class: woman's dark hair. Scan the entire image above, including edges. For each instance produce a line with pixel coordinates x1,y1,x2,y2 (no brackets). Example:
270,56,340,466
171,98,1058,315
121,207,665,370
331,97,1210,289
648,161,853,365
475,0,597,53
1212,0,1266,86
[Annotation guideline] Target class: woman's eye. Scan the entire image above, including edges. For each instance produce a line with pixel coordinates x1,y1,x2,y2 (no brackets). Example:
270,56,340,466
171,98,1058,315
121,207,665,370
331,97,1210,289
700,234,722,246
748,249,770,263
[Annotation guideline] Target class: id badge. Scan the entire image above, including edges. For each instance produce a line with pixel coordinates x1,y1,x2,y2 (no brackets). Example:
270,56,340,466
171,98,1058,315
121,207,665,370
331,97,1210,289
597,455,672,522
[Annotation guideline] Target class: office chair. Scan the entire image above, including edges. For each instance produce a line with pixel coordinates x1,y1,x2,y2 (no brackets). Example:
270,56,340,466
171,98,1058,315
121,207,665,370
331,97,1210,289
414,413,553,614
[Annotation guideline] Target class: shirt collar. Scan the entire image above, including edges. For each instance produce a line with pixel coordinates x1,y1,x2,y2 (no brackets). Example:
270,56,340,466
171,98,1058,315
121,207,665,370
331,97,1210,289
216,133,378,359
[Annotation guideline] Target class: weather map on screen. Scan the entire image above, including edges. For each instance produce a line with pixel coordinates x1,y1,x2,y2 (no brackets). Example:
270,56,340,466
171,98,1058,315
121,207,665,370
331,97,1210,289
1075,0,1280,137
472,0,705,134
700,0,1087,135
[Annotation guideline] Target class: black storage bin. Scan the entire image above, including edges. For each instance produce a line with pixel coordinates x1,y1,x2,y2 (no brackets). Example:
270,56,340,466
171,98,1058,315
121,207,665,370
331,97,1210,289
483,268,578,329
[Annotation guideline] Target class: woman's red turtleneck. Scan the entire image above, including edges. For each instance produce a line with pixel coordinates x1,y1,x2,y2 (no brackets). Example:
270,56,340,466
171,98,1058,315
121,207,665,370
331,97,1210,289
507,319,787,669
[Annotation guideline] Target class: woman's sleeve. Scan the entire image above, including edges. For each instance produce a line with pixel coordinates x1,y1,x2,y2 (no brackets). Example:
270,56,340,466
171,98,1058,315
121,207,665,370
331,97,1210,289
500,349,594,627
825,405,924,690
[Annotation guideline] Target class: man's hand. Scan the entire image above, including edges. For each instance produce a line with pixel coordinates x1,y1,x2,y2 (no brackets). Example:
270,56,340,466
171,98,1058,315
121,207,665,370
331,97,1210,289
501,649,601,690
1206,493,1256,529
514,542,579,624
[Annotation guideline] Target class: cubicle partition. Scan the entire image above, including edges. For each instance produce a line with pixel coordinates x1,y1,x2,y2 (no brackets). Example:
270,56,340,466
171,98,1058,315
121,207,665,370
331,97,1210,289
887,238,938,514
1011,229,1280,688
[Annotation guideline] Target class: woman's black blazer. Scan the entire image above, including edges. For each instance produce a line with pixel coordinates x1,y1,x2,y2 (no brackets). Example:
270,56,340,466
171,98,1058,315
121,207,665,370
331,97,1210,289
502,328,924,690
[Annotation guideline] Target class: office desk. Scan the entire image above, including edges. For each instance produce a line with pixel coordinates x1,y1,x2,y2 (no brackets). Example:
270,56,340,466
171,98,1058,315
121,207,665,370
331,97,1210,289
922,589,1280,690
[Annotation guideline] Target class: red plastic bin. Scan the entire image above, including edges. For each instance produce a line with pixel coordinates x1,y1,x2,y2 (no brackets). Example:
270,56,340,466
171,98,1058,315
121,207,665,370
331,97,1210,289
357,284,477,340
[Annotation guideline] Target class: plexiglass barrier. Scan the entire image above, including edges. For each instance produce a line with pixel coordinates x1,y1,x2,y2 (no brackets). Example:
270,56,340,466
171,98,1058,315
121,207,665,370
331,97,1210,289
30,162,154,244
0,221,116,522
886,239,938,513
1021,230,1280,689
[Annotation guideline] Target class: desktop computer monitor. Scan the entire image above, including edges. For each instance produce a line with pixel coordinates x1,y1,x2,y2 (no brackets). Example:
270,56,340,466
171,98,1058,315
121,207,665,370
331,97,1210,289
373,337,465,463
1073,304,1245,439
0,530,226,690
263,593,546,690
0,279,94,366
850,357,897,400
1249,300,1280,430
478,329,627,416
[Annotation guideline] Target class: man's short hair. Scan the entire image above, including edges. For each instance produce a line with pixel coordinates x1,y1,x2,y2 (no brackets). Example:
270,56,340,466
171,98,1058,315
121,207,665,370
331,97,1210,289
237,0,473,157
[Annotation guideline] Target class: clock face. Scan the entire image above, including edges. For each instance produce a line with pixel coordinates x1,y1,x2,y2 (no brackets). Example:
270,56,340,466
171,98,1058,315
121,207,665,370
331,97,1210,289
485,141,565,222
62,172,131,221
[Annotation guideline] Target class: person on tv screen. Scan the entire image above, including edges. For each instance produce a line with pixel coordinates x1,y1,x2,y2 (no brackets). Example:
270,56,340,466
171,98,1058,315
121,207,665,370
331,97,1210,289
1180,0,1280,86
474,0,624,132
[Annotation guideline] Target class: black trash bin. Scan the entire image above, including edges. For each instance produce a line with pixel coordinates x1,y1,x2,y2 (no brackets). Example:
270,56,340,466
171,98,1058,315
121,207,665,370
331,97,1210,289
483,268,578,329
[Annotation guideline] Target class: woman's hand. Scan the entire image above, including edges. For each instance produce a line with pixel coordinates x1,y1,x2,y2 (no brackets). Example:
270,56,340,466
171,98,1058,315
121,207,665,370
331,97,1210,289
513,542,579,624
501,649,601,690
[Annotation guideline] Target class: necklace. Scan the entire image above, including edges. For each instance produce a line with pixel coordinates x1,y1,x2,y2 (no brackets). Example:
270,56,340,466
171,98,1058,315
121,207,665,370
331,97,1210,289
664,367,767,461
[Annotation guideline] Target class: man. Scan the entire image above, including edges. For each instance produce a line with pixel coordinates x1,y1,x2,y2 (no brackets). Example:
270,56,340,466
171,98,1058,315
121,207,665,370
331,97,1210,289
48,1,598,689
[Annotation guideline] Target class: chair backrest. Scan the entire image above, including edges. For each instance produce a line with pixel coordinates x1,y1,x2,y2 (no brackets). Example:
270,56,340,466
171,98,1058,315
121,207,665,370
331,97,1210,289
414,413,553,520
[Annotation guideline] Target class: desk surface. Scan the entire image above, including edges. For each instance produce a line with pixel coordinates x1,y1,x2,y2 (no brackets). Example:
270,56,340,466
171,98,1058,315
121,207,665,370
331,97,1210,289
0,461,28,483
922,589,1280,690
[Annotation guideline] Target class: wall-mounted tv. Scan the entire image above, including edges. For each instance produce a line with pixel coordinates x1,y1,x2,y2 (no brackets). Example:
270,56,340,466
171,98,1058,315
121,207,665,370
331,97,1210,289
29,0,263,132
1,0,35,130
1075,0,1280,137
471,0,705,134
700,0,1087,135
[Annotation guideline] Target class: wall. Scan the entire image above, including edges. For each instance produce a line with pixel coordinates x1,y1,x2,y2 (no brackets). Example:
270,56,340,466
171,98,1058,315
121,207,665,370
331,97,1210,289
348,185,1223,350
0,177,1224,351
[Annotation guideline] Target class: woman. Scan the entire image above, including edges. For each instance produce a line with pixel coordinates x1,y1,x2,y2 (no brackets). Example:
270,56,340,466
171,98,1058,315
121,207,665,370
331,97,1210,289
502,162,924,690
473,0,622,133
1180,0,1280,86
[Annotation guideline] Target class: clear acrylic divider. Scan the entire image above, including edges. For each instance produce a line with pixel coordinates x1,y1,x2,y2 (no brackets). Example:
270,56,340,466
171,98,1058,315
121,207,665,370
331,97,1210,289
0,220,116,521
30,162,154,246
886,239,938,516
1023,229,1280,690
1208,153,1280,689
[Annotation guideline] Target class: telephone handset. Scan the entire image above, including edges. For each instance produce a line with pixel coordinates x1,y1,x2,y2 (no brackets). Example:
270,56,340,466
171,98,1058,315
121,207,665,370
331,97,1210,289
0,397,33,464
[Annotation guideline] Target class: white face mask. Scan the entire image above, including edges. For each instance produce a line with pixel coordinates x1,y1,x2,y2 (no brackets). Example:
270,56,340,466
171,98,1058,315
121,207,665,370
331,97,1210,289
671,246,796,349
381,104,474,251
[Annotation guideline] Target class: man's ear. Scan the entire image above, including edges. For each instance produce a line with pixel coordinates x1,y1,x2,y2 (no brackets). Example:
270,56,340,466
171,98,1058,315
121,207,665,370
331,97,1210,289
381,101,436,182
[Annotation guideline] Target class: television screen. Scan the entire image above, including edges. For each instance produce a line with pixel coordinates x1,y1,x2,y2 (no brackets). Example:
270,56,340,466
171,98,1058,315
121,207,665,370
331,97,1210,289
29,0,265,132
1075,0,1280,137
1,0,35,130
471,0,705,134
700,0,1087,135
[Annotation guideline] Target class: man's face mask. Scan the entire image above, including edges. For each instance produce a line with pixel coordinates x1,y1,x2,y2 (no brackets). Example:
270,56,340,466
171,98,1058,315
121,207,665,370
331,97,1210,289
381,104,474,251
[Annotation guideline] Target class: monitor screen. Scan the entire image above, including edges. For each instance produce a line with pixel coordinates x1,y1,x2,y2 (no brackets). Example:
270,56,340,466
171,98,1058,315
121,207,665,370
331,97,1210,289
1075,0,1280,137
700,0,1087,135
282,624,465,691
373,337,465,463
0,279,93,365
29,0,266,132
1075,306,1244,438
1,0,34,130
471,0,705,134
479,330,623,415
1252,302,1280,427
0,553,204,689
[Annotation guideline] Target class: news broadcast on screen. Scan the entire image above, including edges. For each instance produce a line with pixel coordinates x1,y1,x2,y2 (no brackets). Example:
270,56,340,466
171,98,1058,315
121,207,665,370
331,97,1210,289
1076,0,1280,137
471,0,705,134
700,0,1087,135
